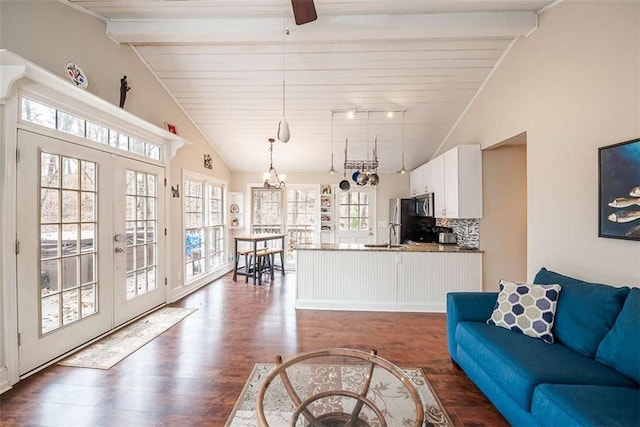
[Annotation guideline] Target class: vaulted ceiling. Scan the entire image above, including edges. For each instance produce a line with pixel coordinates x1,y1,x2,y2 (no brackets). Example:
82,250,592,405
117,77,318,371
65,0,555,173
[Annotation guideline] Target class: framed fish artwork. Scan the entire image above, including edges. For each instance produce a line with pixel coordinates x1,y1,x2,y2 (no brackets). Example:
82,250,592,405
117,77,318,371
598,138,640,241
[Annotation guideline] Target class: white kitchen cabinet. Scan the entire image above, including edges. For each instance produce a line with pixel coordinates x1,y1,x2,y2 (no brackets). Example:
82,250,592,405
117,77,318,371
441,145,482,218
411,144,482,218
409,162,429,197
428,154,445,216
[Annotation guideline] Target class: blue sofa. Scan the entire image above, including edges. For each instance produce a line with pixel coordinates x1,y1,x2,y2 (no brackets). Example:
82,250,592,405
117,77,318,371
447,268,639,426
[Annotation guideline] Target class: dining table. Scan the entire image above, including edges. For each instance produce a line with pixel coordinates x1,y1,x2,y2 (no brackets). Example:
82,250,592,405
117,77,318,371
232,233,286,285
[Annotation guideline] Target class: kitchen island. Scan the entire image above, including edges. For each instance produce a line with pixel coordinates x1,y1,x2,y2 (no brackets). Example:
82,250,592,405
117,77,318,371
295,243,482,313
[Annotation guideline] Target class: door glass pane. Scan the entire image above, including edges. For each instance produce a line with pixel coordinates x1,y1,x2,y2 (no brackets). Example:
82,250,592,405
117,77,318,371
125,169,158,300
39,152,98,334
80,161,96,191
62,289,80,325
62,157,79,189
41,153,60,187
62,190,78,222
81,284,97,316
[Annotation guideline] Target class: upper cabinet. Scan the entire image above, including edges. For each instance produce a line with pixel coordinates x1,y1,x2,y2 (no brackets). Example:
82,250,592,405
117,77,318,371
411,144,482,219
441,145,483,218
409,162,427,197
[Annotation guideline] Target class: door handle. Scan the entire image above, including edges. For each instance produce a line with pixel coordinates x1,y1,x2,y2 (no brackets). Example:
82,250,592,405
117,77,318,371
114,247,124,253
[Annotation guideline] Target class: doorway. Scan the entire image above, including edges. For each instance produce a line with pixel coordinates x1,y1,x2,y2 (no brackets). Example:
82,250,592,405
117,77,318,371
16,129,166,375
480,134,527,290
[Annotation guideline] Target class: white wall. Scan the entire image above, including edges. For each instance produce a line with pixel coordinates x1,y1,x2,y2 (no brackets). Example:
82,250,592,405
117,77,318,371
440,0,640,286
0,0,232,298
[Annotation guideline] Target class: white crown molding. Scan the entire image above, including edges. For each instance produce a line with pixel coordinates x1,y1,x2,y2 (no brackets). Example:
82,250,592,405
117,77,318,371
0,49,188,158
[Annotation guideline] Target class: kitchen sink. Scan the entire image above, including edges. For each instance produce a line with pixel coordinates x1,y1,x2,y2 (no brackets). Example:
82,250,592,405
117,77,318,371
363,243,403,248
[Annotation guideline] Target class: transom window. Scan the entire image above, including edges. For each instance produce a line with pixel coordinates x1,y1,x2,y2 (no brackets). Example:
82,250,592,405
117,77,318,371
21,97,161,161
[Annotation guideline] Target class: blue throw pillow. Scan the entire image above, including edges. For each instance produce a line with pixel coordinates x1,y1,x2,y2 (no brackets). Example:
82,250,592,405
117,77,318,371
534,268,630,357
596,288,640,383
487,280,561,343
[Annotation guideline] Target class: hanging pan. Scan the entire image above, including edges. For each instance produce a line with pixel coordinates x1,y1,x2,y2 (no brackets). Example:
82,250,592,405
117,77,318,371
339,170,350,191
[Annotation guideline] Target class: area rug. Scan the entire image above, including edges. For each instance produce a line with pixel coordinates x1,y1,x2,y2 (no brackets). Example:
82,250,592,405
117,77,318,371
226,363,452,426
58,307,197,369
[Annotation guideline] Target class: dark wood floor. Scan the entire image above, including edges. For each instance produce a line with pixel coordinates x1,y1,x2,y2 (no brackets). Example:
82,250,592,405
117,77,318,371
0,272,507,426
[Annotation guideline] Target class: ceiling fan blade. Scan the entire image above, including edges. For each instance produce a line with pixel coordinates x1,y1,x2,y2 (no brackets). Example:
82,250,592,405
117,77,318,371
291,0,317,25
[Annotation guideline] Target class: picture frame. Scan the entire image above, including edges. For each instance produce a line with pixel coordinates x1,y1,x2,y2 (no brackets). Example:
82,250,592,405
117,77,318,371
598,138,640,241
164,122,178,135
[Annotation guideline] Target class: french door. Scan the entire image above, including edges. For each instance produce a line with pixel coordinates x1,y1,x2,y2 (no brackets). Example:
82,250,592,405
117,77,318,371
16,129,166,375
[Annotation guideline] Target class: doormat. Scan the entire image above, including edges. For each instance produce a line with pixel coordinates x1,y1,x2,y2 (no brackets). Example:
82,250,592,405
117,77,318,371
226,363,452,426
58,307,197,369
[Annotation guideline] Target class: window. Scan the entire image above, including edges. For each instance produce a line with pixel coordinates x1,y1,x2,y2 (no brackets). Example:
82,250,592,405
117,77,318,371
207,185,224,270
184,176,226,283
40,152,98,334
251,186,319,265
251,188,283,234
338,191,370,231
286,189,317,261
125,170,158,300
21,97,162,161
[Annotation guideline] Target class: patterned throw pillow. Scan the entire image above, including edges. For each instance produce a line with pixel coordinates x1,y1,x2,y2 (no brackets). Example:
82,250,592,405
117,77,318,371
487,280,562,344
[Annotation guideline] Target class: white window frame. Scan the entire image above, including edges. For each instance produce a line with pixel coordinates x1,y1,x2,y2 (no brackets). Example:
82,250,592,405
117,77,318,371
182,171,228,285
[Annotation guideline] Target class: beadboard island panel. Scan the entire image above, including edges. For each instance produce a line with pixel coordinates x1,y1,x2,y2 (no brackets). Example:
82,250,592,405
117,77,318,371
296,246,482,313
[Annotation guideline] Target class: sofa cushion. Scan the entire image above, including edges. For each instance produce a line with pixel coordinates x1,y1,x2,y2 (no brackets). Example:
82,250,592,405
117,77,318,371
533,268,630,357
455,321,637,410
596,287,640,383
531,384,640,427
487,280,561,343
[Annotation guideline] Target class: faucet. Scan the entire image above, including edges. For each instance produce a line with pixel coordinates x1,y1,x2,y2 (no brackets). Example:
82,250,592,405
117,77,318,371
388,223,400,247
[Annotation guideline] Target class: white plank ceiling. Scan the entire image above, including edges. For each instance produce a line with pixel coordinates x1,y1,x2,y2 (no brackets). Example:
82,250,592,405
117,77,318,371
65,0,555,173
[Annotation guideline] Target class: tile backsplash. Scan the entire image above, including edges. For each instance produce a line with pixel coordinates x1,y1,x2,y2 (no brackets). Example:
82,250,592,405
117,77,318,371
437,218,480,248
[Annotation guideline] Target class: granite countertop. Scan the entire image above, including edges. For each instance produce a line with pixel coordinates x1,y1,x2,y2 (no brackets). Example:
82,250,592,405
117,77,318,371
296,243,483,253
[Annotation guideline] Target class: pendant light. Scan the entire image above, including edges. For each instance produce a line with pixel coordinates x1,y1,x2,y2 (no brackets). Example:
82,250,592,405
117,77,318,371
329,112,336,174
277,24,290,143
397,110,408,174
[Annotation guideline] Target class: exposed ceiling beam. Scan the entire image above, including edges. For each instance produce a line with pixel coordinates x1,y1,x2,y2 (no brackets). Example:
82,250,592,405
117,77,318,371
106,12,537,44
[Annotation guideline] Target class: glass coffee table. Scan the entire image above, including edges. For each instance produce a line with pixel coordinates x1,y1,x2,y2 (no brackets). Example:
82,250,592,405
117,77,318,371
256,348,424,427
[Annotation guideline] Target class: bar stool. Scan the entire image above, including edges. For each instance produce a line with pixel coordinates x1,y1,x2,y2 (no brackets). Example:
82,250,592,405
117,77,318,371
265,248,286,276
233,249,253,282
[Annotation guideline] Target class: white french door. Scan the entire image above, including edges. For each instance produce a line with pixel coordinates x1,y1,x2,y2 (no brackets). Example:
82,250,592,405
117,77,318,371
16,129,166,375
112,157,166,326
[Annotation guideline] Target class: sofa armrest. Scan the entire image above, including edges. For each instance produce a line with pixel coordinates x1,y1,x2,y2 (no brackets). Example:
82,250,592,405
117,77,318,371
446,292,498,360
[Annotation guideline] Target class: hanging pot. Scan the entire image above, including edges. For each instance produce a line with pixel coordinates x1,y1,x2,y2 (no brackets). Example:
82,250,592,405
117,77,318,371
357,172,369,185
352,170,360,182
339,171,350,191
369,172,379,186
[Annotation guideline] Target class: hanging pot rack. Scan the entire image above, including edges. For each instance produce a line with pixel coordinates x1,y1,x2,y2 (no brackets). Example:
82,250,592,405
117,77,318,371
332,108,405,172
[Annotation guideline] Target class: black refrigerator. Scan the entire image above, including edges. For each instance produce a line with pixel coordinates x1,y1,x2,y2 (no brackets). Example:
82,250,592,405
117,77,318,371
389,198,437,244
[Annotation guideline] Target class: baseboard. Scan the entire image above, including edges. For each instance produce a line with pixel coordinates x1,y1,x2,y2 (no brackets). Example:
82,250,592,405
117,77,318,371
295,299,446,313
0,367,11,395
169,265,233,302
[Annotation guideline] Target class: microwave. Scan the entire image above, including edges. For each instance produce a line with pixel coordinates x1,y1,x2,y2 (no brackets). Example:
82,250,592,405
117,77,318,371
414,193,434,217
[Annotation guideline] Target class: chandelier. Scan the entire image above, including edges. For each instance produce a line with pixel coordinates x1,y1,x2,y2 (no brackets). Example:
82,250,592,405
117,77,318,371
263,138,286,189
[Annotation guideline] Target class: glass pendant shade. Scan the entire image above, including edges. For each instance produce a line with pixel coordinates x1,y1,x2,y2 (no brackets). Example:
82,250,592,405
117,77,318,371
277,117,290,143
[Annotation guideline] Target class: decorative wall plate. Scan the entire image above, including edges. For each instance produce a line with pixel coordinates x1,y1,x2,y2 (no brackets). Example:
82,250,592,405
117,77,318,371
230,203,240,214
65,62,88,89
